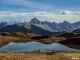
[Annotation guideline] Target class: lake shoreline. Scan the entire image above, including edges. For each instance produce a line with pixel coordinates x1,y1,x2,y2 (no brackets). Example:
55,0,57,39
0,32,80,45
0,32,80,60
0,42,80,52
0,32,80,50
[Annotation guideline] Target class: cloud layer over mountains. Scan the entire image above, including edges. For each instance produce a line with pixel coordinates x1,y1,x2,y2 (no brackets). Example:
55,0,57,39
0,10,80,23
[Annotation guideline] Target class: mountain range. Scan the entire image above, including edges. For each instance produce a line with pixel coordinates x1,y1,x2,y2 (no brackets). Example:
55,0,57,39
29,18,80,32
0,23,66,36
0,18,80,35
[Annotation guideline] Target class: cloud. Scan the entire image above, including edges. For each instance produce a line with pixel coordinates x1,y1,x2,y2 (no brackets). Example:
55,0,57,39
61,10,80,15
61,10,73,15
1,0,53,10
0,10,80,23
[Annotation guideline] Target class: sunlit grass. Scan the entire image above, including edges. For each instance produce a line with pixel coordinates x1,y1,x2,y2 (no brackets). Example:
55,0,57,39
0,52,80,60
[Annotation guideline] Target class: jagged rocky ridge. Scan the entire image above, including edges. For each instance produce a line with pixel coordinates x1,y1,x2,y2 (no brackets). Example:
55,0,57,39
0,18,80,36
0,24,65,36
29,18,80,32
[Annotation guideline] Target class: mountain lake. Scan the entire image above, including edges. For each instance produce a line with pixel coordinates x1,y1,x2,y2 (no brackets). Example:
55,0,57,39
0,42,80,52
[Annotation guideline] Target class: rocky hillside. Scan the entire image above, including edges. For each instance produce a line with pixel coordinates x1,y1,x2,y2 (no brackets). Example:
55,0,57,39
0,24,59,36
0,24,32,33
0,22,8,29
29,18,80,32
0,18,80,33
73,28,80,33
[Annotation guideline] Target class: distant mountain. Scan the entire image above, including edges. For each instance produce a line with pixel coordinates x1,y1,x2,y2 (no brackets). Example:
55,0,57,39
0,18,80,34
47,22,62,32
29,18,54,32
73,28,80,33
0,23,66,36
58,21,74,32
25,24,54,36
29,18,80,32
0,24,52,36
29,18,41,24
0,24,31,33
72,21,80,29
0,22,8,29
29,18,63,32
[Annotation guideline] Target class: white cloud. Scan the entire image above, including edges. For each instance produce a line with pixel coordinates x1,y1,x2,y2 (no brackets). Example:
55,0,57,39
0,10,80,23
61,10,73,15
61,10,80,15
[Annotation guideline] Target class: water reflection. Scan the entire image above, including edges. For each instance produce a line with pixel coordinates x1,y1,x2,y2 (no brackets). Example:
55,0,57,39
0,42,79,52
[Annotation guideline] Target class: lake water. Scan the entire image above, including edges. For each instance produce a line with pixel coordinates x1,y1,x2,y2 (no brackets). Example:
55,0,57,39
0,42,79,52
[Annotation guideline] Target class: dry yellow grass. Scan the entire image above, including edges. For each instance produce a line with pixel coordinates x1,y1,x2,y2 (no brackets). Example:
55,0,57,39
0,35,35,47
0,52,80,60
0,32,79,60
0,36,20,47
0,32,66,46
38,37,66,44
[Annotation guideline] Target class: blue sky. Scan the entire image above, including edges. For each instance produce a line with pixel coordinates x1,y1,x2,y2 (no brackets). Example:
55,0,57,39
0,0,80,23
0,0,80,12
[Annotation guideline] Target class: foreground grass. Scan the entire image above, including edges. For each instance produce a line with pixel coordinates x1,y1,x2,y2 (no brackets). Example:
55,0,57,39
0,32,80,60
0,52,80,60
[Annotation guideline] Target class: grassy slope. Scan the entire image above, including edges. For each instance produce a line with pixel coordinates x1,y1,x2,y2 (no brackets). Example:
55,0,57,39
0,32,66,47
